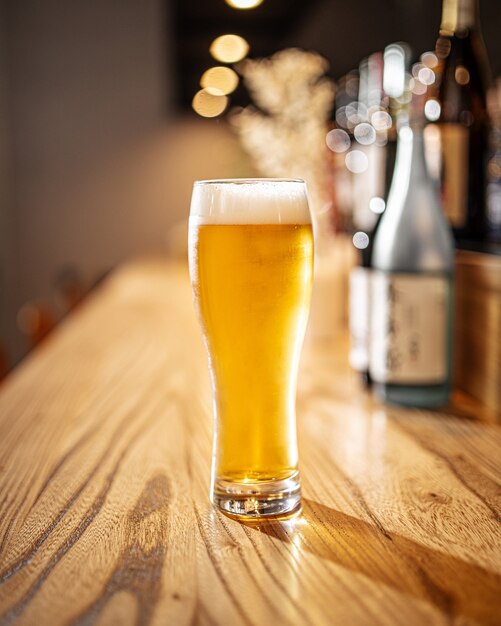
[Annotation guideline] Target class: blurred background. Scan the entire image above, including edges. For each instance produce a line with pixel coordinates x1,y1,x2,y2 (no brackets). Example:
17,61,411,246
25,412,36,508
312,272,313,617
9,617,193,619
1,0,500,372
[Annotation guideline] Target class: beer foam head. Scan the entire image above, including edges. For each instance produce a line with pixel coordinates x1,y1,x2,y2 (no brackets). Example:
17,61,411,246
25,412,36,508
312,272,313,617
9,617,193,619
190,179,311,224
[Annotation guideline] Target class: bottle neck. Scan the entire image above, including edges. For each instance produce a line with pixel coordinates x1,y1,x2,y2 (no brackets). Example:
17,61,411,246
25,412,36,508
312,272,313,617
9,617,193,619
408,126,428,181
387,126,429,217
440,0,478,34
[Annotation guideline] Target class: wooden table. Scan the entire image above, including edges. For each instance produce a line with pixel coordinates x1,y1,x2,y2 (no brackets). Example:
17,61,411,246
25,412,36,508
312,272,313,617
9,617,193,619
0,260,500,626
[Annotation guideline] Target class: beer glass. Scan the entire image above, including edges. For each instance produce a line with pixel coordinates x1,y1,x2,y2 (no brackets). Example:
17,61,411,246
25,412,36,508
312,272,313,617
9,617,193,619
188,179,313,519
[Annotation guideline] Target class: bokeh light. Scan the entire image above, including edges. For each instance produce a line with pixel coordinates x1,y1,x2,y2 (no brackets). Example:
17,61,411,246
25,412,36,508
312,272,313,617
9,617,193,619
192,89,228,117
411,78,428,95
383,44,406,98
411,63,423,79
354,122,376,145
399,126,413,142
369,197,386,214
455,66,470,85
418,67,435,85
436,37,452,59
352,231,370,249
421,51,438,68
201,66,239,95
210,34,249,64
424,99,441,121
345,150,369,174
326,128,351,153
335,106,348,129
225,0,264,8
346,101,367,125
371,110,392,131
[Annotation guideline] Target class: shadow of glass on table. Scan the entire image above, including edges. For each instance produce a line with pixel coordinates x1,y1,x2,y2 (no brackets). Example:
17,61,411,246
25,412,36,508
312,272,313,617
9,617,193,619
243,498,500,626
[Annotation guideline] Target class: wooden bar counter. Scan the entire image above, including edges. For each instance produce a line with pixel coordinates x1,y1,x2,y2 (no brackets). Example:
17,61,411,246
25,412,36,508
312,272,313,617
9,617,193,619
0,260,500,626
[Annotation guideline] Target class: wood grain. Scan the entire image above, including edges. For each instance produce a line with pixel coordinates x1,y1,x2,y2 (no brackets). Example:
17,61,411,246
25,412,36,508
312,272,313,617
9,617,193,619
0,259,500,626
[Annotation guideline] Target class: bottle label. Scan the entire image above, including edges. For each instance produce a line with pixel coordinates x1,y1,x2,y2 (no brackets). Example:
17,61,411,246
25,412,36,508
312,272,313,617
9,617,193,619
370,272,449,384
349,267,371,371
440,123,469,227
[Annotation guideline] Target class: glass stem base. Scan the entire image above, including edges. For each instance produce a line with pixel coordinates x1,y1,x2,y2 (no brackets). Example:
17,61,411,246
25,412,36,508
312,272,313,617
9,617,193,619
211,471,301,520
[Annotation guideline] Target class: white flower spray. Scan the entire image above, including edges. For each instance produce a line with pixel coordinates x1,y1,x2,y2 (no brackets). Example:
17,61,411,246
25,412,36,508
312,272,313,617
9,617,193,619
230,48,336,242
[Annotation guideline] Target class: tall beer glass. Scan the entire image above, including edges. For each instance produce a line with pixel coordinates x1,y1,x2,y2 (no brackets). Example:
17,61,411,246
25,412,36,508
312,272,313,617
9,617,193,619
189,179,313,519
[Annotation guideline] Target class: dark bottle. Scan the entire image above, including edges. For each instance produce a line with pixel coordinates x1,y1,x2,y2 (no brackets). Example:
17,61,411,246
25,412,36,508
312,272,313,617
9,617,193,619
486,80,501,245
348,53,385,385
435,0,491,242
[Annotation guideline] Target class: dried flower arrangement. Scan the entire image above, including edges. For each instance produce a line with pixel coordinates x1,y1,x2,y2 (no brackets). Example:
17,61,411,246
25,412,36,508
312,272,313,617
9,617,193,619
231,48,336,230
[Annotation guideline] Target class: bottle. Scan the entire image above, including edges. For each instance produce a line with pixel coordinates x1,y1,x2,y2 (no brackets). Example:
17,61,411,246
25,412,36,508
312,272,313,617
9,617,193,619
348,46,407,385
486,79,501,245
370,97,455,407
348,54,386,385
434,0,491,242
327,70,359,235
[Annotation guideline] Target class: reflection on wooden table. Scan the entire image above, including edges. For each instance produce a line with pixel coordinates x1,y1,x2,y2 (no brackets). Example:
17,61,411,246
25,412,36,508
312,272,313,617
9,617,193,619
0,260,499,626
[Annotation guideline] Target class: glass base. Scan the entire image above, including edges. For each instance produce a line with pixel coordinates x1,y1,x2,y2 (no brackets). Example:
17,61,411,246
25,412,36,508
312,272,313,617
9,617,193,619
211,471,301,520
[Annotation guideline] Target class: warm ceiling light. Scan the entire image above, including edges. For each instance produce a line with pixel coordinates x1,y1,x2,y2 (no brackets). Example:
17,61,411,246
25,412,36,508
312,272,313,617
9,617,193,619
201,66,239,95
210,34,249,64
192,89,228,118
225,0,264,8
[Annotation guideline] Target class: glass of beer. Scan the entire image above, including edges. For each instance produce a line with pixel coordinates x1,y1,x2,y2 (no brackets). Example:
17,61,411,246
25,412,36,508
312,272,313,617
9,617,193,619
189,179,313,520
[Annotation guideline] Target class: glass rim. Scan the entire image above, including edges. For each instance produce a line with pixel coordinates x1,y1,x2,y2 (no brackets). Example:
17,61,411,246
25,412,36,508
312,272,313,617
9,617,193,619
194,178,305,186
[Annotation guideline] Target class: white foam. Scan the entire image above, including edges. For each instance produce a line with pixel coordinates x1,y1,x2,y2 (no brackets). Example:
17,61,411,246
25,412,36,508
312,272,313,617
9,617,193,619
189,179,311,225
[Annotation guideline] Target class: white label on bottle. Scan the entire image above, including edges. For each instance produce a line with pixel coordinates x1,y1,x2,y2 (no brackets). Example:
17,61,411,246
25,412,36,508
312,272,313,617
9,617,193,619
440,123,469,228
370,272,448,384
349,267,371,371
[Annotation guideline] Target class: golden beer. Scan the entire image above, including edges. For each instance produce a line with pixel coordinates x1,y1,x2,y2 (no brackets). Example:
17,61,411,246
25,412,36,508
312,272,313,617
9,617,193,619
189,179,313,518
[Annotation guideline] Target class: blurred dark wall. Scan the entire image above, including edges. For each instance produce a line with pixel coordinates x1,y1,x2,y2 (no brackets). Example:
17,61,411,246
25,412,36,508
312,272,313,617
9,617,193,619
285,0,501,78
0,0,170,362
0,2,12,367
173,0,501,109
